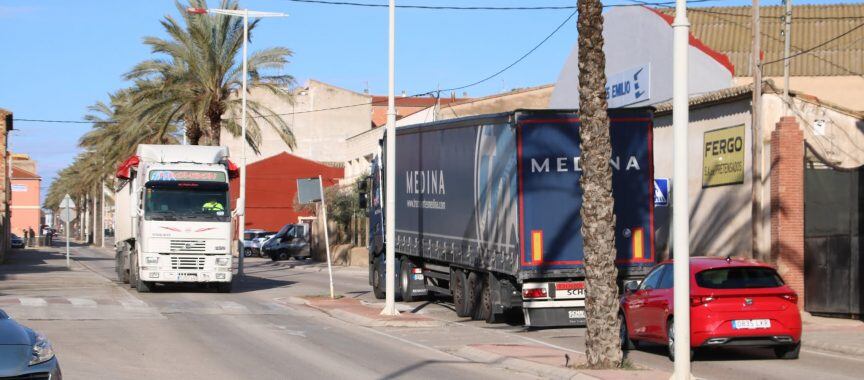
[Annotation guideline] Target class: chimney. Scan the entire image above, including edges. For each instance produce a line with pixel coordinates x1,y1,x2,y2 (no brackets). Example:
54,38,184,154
401,90,407,97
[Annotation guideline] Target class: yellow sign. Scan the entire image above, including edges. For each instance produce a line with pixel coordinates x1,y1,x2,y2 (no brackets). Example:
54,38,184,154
703,125,745,187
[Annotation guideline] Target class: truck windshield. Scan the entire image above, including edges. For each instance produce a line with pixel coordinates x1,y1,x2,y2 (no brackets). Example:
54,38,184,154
145,188,229,222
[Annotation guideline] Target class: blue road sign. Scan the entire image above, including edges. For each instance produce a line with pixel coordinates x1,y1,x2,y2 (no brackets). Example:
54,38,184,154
654,178,669,207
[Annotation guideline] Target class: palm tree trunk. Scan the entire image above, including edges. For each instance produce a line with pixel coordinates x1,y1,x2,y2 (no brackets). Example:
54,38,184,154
206,105,224,146
577,0,622,369
184,117,203,145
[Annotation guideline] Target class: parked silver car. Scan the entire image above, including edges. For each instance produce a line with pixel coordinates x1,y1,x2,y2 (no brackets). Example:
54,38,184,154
242,229,273,257
0,309,61,379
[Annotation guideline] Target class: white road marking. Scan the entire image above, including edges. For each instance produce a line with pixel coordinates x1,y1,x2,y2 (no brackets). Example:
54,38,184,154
19,297,47,307
217,301,249,312
68,298,98,307
120,299,149,308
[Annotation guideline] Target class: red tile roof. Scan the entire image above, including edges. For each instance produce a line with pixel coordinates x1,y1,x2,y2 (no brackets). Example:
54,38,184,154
11,167,39,179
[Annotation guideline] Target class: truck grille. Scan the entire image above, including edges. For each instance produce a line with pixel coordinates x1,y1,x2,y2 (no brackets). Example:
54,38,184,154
171,256,206,270
170,239,206,253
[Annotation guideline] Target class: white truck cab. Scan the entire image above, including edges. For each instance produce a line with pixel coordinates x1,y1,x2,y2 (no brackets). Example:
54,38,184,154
114,145,236,293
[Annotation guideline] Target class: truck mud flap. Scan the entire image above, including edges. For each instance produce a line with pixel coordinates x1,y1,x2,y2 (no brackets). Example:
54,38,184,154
523,307,586,328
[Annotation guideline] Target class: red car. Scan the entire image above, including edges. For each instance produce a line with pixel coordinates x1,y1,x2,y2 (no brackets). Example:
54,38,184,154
619,257,802,360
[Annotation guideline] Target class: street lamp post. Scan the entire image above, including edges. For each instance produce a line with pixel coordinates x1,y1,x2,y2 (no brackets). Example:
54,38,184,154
187,7,286,280
381,0,399,316
672,0,692,377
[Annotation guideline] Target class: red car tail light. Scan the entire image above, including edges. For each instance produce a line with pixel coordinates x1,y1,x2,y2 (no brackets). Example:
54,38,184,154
781,293,798,304
522,288,548,299
690,295,715,307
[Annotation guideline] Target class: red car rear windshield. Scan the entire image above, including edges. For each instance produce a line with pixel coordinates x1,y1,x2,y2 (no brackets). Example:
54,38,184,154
695,267,784,289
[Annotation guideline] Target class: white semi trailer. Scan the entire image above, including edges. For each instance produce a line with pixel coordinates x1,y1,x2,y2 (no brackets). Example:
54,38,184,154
114,144,236,293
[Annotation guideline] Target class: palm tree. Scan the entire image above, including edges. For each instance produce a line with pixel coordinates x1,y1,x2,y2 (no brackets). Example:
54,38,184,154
126,0,296,153
577,0,622,369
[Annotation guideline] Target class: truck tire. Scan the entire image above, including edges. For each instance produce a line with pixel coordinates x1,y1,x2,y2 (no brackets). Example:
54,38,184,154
476,274,503,323
277,251,290,261
372,256,386,300
116,246,129,284
136,279,152,293
216,281,233,293
399,257,416,302
466,272,482,319
243,248,254,257
452,269,471,317
129,251,139,289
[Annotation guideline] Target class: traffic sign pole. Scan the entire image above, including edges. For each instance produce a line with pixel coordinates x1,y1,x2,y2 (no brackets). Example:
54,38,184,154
66,202,70,268
60,194,76,268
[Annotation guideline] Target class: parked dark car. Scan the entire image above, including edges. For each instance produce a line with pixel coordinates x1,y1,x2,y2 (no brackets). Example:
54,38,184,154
0,309,61,379
10,234,25,249
263,224,310,261
619,257,802,361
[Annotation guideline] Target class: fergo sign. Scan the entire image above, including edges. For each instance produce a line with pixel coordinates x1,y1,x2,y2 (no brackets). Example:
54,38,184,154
702,125,745,187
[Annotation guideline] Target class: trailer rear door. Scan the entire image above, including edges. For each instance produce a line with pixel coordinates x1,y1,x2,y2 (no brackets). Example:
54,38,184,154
516,109,655,278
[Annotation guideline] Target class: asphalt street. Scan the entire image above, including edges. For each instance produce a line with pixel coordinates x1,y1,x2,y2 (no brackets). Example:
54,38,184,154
1,244,862,379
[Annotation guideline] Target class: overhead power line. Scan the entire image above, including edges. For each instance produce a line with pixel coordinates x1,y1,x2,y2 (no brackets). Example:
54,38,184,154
14,4,580,125
763,20,864,65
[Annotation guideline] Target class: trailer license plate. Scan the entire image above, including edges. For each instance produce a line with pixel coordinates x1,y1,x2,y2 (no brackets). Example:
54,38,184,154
178,273,197,281
555,282,586,299
568,309,586,319
732,319,771,329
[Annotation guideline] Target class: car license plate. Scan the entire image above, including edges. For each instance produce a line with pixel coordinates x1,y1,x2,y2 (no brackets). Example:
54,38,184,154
732,319,771,329
178,273,197,281
568,309,586,319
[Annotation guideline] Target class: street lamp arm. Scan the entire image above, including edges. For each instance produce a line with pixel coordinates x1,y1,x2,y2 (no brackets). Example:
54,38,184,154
187,7,287,18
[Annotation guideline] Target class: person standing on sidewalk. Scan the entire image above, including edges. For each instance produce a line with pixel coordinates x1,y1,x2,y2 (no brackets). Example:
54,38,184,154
23,229,29,247
28,227,35,247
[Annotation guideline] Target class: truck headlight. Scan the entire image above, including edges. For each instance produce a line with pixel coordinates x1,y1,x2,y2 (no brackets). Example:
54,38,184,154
216,258,229,266
29,333,55,366
145,256,159,264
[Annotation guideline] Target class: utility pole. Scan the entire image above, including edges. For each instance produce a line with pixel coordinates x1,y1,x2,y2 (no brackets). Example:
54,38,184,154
783,0,793,114
672,0,692,376
381,0,399,316
751,0,764,261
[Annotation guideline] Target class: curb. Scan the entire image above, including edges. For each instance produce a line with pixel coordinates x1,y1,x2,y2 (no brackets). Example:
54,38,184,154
802,340,864,357
284,296,444,328
449,346,597,380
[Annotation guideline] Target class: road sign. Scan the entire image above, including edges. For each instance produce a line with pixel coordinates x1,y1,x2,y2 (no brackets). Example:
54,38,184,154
654,178,670,207
296,178,323,204
59,194,76,209
59,208,77,223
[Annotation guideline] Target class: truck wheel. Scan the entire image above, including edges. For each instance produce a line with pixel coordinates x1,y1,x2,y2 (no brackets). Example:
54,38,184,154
476,275,502,323
129,252,139,289
116,248,129,284
372,256,386,299
399,257,416,302
243,248,254,257
452,270,471,317
466,272,482,319
277,251,289,261
136,279,152,293
216,282,233,293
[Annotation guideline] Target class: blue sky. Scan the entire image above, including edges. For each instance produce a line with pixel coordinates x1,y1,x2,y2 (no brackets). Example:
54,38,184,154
0,0,857,198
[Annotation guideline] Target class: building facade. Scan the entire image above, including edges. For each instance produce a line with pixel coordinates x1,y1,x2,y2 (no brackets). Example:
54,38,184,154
9,155,41,239
229,152,343,232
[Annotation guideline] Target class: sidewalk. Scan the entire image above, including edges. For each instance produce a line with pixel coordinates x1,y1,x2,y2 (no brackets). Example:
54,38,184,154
289,295,671,380
801,312,864,356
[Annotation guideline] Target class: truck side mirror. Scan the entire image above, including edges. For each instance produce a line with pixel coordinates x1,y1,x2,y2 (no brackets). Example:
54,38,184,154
358,192,368,210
